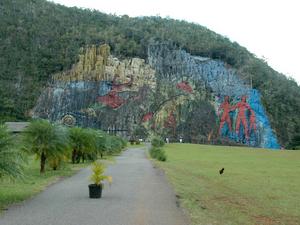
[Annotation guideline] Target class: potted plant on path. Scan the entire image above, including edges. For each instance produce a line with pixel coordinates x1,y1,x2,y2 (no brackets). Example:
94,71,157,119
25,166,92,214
89,161,112,198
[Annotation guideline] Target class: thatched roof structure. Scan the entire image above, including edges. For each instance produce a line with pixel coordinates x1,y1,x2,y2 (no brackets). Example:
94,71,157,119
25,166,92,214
4,122,30,133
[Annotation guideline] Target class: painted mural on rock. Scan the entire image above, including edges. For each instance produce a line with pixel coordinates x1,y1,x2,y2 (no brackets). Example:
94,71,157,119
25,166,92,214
147,42,279,149
215,93,277,148
32,43,279,149
32,44,156,135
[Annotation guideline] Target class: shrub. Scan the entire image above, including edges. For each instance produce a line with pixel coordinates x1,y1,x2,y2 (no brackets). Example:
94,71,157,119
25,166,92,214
0,124,25,179
90,162,112,186
48,155,67,170
129,139,135,145
94,132,106,158
150,147,167,161
151,136,165,148
104,135,127,155
119,137,128,148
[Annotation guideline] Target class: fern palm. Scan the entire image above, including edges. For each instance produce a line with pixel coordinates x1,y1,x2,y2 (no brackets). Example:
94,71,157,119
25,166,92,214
90,162,112,186
69,127,97,163
22,120,70,173
0,125,25,179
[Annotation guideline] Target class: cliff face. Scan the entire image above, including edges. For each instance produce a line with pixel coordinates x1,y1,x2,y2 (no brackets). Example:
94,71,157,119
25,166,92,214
32,44,156,134
32,43,279,149
148,43,279,148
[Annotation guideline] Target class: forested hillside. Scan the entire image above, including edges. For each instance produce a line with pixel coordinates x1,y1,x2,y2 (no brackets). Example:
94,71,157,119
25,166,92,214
1,0,299,147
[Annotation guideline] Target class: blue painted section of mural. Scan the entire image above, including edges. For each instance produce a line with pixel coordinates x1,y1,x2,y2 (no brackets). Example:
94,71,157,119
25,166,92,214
68,81,112,97
68,81,96,90
98,81,112,96
248,89,280,149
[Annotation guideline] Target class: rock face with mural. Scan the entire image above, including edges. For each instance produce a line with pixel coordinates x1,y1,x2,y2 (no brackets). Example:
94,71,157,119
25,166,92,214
32,43,279,149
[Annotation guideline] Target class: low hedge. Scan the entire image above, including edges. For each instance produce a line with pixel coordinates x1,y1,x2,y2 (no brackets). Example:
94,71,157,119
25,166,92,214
151,136,165,148
150,147,167,161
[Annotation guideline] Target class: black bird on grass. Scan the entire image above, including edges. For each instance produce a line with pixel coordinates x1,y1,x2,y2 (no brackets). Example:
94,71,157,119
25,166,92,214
219,168,224,175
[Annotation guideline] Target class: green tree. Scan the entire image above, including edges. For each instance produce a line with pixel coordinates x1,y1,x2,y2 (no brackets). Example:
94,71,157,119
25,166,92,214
94,131,107,158
287,134,300,150
0,125,25,179
132,126,149,140
23,120,69,173
151,136,165,148
103,134,127,155
69,127,96,163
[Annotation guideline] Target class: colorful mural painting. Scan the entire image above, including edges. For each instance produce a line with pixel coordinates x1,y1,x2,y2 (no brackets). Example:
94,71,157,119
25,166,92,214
218,95,232,135
32,43,280,149
214,90,279,148
147,42,280,149
217,95,256,142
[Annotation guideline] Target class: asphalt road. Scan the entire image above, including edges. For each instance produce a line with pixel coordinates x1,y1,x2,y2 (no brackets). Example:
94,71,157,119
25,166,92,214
0,147,189,225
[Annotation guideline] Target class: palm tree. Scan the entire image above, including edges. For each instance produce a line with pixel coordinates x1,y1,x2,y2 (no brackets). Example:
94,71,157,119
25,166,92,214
0,124,25,179
69,127,96,163
23,120,69,173
94,130,107,158
103,134,126,155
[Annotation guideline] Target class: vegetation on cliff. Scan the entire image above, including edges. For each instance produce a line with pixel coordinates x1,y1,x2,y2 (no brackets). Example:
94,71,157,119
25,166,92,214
0,0,299,146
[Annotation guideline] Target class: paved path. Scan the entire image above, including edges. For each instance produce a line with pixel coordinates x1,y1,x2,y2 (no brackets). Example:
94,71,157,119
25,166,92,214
0,147,189,225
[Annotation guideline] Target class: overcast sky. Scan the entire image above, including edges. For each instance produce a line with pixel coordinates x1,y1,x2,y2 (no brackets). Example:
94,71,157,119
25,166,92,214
49,0,300,84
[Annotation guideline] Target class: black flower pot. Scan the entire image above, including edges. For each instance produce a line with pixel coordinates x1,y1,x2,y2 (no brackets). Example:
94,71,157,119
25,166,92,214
88,184,102,198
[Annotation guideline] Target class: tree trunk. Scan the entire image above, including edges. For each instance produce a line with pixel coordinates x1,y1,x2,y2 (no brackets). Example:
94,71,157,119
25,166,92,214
76,152,81,163
72,149,77,164
40,152,46,173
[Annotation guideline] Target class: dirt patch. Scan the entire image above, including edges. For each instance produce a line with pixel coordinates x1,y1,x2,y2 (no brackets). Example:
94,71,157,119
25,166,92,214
254,214,300,225
254,215,278,225
210,196,249,209
275,215,300,225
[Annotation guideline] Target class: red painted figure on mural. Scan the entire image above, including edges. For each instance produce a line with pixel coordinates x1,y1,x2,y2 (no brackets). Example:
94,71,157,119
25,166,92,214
176,81,193,93
97,90,125,109
218,95,232,135
97,74,134,109
142,112,153,122
231,96,251,139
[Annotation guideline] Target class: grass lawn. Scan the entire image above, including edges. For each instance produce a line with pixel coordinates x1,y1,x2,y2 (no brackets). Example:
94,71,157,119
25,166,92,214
155,143,300,225
0,157,88,212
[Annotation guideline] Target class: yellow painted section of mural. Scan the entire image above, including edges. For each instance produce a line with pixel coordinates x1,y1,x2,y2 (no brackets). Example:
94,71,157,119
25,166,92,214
154,94,193,129
53,44,156,91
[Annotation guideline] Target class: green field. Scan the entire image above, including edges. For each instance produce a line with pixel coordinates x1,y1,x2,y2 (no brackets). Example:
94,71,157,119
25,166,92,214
155,144,300,225
0,158,88,211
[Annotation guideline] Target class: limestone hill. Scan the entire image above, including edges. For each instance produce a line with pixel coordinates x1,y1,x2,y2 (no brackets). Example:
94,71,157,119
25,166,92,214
1,0,299,148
